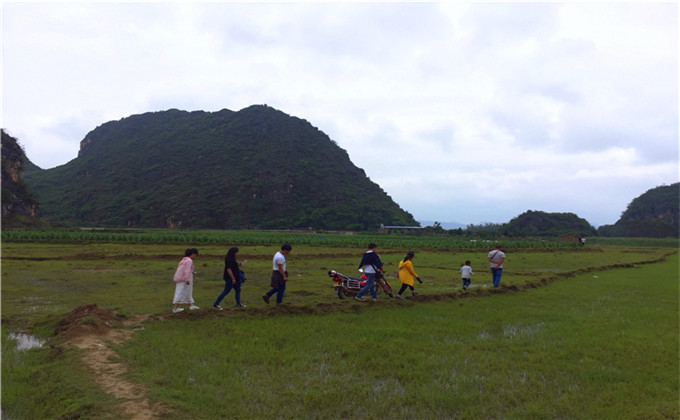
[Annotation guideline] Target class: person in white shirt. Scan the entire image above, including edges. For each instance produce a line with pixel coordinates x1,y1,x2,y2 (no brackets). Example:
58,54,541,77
488,245,505,288
459,260,474,291
262,244,292,304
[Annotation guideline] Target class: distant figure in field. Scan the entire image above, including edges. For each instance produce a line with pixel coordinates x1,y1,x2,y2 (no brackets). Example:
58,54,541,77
395,251,421,298
355,243,383,302
579,236,586,246
262,244,292,305
460,260,474,291
488,245,505,288
213,247,247,310
172,248,199,313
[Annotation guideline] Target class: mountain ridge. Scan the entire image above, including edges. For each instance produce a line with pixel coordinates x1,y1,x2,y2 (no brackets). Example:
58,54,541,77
24,105,418,230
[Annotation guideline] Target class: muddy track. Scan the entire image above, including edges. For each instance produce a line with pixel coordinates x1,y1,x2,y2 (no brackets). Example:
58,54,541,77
56,251,675,418
60,308,169,419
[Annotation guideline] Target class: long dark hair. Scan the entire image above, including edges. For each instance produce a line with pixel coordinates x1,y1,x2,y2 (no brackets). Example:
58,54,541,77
403,251,415,262
225,247,239,264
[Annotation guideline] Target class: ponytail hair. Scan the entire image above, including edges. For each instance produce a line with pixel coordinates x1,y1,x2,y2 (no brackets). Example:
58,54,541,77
403,251,415,262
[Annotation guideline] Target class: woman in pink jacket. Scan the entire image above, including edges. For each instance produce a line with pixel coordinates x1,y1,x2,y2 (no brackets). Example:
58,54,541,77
172,248,199,313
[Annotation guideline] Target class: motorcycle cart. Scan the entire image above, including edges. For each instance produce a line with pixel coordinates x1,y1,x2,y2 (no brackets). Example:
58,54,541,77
328,269,394,299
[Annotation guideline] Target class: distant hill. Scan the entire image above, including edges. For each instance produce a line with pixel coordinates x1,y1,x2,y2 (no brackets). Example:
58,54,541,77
1,130,42,227
502,210,596,237
598,183,679,238
23,106,418,230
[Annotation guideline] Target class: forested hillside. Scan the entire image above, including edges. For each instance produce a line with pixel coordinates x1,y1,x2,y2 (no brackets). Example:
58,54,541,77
598,183,679,238
23,106,417,230
1,130,41,226
502,210,596,237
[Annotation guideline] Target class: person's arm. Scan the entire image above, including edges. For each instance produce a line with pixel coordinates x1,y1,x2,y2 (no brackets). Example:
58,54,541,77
227,268,237,284
278,263,287,281
495,256,504,268
188,260,194,284
174,259,192,284
406,261,417,277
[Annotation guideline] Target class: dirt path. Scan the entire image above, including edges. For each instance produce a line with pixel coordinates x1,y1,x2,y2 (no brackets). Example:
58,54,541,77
61,307,168,419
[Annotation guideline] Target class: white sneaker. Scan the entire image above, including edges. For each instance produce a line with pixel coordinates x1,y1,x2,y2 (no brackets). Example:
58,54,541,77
172,307,184,313
189,305,200,310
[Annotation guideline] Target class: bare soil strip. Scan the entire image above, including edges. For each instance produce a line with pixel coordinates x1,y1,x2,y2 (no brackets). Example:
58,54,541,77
60,305,167,419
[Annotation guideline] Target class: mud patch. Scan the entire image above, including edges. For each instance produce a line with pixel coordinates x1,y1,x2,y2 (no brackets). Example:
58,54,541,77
56,303,120,340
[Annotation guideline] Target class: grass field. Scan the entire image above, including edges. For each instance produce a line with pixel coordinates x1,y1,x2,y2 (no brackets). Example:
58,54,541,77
2,238,678,419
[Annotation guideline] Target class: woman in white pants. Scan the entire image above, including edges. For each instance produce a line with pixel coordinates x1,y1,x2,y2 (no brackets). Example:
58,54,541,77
172,248,199,313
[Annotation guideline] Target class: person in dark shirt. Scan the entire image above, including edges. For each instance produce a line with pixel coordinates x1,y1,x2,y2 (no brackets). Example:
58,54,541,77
355,243,383,301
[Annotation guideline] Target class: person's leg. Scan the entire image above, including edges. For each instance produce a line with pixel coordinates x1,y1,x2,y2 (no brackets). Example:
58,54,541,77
492,268,502,287
262,287,276,304
214,281,232,306
397,283,409,296
234,284,242,306
276,282,286,304
366,273,378,299
356,275,372,298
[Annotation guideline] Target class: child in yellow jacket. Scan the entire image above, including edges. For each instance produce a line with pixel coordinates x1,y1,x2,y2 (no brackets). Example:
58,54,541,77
396,251,421,298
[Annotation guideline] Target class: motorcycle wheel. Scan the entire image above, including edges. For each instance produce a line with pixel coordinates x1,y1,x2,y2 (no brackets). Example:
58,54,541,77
337,287,345,299
382,281,394,297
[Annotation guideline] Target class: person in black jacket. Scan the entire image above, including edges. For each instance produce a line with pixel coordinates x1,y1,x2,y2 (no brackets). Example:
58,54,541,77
355,243,383,301
213,247,246,309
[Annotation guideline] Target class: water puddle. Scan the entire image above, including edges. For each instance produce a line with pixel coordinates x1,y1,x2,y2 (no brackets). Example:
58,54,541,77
8,332,45,350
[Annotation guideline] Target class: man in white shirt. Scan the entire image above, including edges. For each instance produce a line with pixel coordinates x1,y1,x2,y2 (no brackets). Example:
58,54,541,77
262,244,292,304
488,245,505,288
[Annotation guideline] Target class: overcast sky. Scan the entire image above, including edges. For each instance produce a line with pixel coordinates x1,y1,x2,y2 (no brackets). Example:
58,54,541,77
2,2,678,227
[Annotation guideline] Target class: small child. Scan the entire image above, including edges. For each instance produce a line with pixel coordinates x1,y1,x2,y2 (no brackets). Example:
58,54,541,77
459,260,474,291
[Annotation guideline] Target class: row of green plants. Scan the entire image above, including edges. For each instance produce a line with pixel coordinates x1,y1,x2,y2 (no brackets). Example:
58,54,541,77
1,229,584,250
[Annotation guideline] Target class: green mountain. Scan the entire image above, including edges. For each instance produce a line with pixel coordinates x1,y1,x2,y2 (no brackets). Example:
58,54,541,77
1,130,42,227
598,183,679,238
23,105,418,230
502,210,597,237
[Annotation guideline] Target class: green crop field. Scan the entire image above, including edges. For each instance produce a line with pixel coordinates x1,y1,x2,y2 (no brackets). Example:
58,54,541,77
2,234,678,419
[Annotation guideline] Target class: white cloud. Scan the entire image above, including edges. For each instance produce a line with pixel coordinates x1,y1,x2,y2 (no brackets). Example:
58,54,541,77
1,2,677,226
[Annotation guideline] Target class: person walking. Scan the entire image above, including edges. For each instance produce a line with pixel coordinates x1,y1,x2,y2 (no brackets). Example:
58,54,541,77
395,251,421,298
262,244,292,305
172,248,199,313
355,243,383,302
460,260,474,291
213,247,246,310
488,245,505,288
